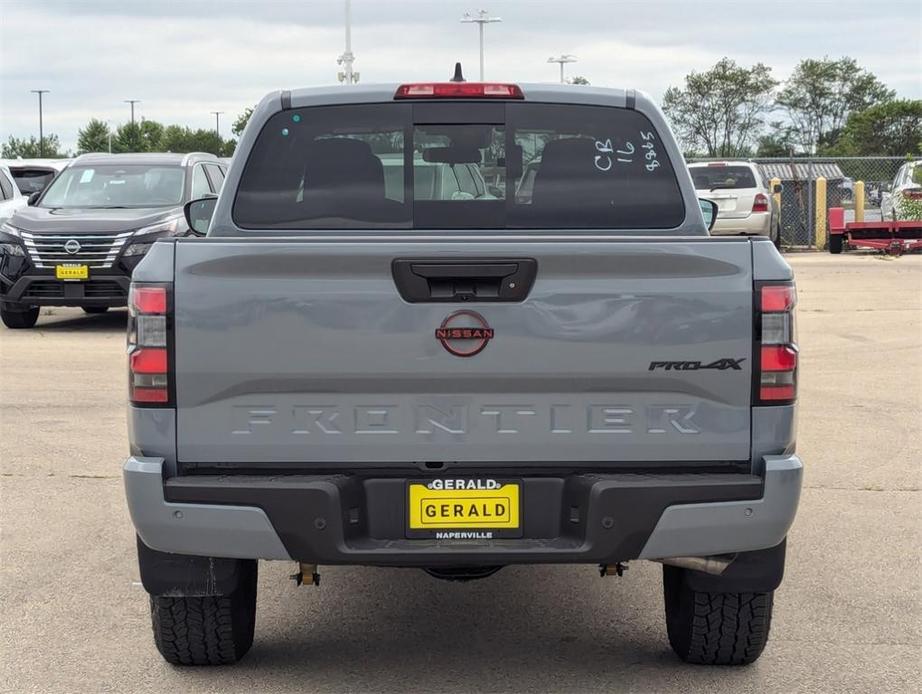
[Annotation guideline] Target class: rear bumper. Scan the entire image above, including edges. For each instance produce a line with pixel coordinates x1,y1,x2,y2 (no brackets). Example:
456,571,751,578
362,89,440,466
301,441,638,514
124,455,803,565
710,212,771,236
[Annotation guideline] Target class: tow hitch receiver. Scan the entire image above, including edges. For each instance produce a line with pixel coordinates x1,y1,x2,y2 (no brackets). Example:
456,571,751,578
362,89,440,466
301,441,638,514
291,562,320,587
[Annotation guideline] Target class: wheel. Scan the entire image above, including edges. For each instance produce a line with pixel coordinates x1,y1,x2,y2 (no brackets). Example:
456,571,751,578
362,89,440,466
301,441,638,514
1,304,40,329
82,306,109,314
829,233,843,254
149,562,257,665
663,565,773,666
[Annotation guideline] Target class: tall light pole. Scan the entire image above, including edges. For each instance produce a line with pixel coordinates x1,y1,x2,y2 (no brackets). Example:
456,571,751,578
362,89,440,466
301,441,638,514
124,99,141,126
461,9,502,81
548,54,577,84
211,111,224,138
337,0,358,84
30,90,49,156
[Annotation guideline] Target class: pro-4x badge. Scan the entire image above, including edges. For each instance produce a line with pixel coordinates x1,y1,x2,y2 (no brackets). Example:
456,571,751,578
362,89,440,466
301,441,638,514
648,358,746,371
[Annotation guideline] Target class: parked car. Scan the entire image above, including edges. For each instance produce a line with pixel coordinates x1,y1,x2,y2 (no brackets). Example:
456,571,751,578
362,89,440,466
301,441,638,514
0,158,72,197
689,161,782,246
880,160,922,220
124,81,801,668
0,152,226,328
0,165,27,223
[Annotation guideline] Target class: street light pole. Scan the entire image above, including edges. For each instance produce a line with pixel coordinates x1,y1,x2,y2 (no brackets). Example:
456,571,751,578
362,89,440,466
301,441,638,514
211,111,224,138
337,0,358,84
547,54,577,84
30,90,49,156
124,100,141,126
461,9,502,81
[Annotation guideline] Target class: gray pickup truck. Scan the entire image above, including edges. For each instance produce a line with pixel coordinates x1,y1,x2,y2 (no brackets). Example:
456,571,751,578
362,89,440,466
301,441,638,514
123,80,802,667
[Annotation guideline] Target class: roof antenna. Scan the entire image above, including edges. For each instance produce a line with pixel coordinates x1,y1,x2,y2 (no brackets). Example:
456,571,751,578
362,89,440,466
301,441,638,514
450,62,465,82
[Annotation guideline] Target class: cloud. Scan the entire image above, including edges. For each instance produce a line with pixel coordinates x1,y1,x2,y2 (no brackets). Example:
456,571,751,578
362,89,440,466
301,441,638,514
1,0,919,152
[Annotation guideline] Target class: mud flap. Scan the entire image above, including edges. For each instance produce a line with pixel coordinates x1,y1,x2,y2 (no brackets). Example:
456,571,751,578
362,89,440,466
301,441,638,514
136,536,257,597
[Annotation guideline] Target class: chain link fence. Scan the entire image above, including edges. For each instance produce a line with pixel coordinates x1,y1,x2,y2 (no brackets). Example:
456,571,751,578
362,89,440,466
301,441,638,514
688,156,909,248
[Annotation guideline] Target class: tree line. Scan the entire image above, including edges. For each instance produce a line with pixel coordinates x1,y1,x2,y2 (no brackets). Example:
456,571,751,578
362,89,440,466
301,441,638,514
1,108,253,159
663,55,921,158
3,58,919,161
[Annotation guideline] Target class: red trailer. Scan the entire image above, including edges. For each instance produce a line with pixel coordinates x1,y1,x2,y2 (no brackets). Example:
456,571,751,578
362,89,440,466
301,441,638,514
828,207,922,255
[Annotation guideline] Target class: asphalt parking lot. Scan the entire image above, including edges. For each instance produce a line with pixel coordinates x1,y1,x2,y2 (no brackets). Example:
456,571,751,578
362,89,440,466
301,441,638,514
1,253,919,693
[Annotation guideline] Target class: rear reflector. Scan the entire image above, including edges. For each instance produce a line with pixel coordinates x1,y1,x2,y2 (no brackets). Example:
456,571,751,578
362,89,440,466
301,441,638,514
752,193,769,213
394,83,524,99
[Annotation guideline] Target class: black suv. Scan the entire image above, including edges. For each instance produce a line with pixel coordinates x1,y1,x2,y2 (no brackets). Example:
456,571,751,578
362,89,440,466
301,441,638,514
0,152,226,328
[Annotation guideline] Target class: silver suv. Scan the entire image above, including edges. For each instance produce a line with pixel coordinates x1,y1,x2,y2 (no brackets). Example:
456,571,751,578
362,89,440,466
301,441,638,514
690,161,781,246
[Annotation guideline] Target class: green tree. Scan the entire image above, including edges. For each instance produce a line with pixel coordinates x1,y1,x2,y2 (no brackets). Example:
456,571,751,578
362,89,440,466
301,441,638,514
77,119,111,153
232,106,255,137
826,99,922,156
776,56,895,153
139,119,165,152
1,134,68,158
569,76,590,85
756,121,797,157
662,57,777,157
113,122,146,153
159,125,223,155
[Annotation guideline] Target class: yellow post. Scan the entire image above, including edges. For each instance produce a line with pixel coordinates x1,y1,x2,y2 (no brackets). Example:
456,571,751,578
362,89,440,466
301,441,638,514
770,176,782,212
854,180,865,223
815,176,827,249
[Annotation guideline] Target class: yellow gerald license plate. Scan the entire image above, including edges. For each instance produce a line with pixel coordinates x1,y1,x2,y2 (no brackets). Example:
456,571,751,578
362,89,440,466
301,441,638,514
408,481,520,531
55,264,89,280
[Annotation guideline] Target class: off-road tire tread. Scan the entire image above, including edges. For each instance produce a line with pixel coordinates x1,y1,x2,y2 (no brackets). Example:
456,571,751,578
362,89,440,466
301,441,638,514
664,569,773,666
149,576,256,665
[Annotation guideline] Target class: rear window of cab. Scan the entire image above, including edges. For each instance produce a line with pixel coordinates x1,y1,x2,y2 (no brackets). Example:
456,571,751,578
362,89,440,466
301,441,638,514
233,102,685,230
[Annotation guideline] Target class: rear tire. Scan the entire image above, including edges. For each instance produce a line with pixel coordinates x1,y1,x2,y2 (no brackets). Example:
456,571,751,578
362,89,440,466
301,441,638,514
663,565,773,666
829,233,843,254
82,306,109,314
149,562,257,665
0,304,40,329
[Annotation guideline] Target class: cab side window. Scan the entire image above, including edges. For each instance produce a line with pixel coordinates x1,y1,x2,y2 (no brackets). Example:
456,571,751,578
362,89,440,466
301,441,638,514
190,165,211,199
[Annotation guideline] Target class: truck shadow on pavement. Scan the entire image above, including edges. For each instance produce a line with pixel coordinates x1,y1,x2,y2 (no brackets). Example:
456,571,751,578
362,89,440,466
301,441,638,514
33,308,128,332
173,564,759,692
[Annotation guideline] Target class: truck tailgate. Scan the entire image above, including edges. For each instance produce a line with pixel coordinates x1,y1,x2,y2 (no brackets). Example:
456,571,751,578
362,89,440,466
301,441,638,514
173,237,754,465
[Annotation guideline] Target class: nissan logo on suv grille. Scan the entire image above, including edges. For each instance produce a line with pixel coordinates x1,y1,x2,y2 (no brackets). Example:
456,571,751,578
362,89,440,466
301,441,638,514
64,239,81,254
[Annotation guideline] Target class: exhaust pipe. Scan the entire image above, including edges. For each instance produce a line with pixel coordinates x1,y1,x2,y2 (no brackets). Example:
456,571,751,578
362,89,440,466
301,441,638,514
654,555,734,575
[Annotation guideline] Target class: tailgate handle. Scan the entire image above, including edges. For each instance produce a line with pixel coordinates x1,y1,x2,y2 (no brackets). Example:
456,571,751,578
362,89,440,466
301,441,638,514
392,258,537,303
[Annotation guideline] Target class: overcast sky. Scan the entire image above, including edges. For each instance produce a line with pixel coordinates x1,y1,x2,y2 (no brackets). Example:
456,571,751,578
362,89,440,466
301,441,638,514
2,0,920,152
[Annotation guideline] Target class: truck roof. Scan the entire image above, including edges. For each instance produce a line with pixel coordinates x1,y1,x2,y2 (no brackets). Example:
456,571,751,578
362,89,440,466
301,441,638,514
71,152,218,167
280,83,645,111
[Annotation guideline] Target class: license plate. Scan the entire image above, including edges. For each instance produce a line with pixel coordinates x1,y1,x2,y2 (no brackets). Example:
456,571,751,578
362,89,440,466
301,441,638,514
407,480,520,536
55,264,89,280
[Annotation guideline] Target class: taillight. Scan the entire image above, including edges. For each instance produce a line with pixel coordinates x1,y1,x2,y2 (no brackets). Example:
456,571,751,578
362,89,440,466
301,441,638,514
902,189,922,200
128,283,172,405
394,83,524,99
756,282,797,404
752,193,770,213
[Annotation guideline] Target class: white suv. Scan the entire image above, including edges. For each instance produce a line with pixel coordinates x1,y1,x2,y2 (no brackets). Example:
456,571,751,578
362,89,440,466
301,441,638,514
689,161,781,246
881,160,922,221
